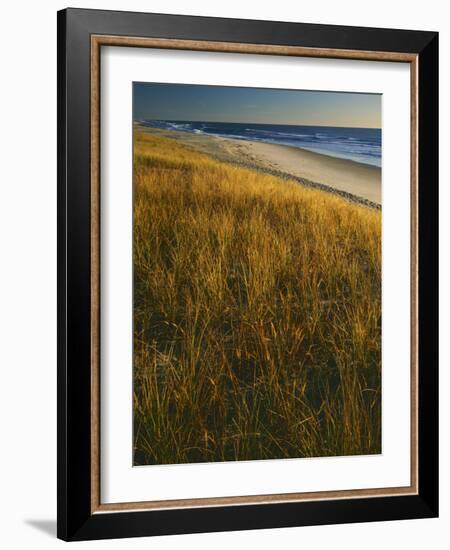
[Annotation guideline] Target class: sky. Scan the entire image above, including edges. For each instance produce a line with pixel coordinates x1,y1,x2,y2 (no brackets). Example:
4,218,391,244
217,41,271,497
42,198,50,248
133,82,381,129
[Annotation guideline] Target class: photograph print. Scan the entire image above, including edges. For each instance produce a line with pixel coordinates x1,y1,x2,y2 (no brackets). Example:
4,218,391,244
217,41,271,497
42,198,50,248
132,83,382,466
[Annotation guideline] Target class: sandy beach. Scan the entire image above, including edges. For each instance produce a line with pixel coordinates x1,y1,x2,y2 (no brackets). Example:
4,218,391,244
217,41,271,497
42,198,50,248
225,140,381,205
139,126,381,206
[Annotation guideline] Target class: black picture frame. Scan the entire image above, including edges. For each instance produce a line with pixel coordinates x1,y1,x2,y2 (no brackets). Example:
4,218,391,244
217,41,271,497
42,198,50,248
57,7,438,541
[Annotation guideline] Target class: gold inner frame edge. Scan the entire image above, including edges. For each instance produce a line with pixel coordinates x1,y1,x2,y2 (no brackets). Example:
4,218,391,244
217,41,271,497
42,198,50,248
90,35,419,514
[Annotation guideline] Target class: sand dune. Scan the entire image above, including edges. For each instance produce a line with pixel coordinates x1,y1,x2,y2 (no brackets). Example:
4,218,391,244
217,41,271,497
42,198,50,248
138,126,381,206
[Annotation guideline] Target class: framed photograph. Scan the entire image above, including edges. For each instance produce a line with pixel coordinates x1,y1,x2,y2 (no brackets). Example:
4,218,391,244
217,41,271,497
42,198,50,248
57,8,438,541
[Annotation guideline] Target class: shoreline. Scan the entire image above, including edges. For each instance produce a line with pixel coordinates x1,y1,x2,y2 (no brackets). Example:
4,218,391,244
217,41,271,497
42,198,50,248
137,125,381,208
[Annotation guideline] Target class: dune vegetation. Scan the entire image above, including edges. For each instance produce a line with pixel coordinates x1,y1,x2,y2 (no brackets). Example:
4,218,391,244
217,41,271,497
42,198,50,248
133,130,382,465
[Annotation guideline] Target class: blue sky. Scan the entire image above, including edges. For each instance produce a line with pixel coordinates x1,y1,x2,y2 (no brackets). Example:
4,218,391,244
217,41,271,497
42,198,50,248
133,82,381,129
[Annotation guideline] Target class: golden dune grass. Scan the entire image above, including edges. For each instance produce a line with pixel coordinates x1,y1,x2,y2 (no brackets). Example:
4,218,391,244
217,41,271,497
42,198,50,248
133,130,381,465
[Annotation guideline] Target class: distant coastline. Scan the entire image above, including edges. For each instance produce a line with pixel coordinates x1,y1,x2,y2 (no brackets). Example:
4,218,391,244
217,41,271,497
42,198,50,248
138,120,382,168
136,123,381,207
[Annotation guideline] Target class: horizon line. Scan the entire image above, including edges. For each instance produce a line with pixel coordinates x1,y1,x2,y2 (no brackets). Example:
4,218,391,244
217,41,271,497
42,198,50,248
135,119,381,130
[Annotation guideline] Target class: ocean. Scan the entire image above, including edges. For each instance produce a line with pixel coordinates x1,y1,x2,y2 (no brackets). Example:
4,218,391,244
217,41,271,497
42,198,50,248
139,120,382,168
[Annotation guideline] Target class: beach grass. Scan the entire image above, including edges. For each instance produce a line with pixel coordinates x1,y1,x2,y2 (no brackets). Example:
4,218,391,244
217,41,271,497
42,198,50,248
133,130,382,465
